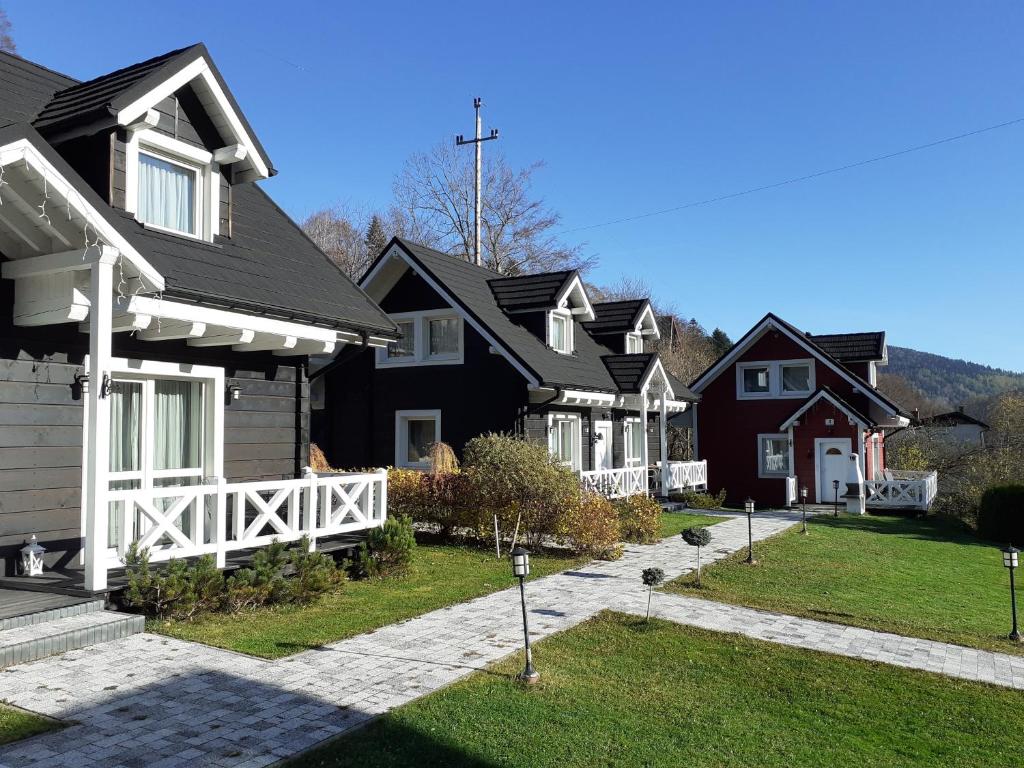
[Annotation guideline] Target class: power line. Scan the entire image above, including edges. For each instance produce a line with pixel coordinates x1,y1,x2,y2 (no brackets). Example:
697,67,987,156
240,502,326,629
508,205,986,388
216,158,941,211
558,117,1024,235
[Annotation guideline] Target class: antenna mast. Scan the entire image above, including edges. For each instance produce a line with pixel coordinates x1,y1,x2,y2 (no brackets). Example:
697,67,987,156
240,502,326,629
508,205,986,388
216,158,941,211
456,98,499,265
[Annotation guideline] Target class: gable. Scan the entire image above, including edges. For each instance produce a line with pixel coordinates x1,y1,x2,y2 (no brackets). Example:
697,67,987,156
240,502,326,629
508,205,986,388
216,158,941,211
380,269,453,314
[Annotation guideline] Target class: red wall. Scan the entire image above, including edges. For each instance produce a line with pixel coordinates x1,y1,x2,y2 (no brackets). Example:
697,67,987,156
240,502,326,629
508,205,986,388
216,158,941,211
791,401,859,502
697,329,875,506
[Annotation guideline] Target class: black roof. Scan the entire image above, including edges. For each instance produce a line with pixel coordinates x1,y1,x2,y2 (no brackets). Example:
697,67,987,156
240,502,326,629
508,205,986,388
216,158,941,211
489,271,575,312
0,49,395,338
920,410,990,429
602,353,656,394
373,239,698,400
807,331,886,362
583,300,648,335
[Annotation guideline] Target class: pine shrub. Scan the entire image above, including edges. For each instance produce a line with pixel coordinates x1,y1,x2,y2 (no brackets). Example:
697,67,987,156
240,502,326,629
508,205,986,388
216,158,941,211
356,515,417,578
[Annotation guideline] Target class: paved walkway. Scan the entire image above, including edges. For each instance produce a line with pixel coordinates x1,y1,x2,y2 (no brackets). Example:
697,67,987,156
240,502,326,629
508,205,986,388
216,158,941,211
1,510,1021,768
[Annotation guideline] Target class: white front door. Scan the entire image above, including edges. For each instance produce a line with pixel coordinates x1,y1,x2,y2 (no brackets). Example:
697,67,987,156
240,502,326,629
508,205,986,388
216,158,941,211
593,421,613,470
817,438,851,503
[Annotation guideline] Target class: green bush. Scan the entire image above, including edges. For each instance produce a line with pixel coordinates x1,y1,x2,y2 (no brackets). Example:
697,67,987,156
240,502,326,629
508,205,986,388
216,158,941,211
557,490,622,559
124,544,225,621
615,494,662,544
976,485,1024,545
670,488,727,510
357,515,417,578
463,433,580,547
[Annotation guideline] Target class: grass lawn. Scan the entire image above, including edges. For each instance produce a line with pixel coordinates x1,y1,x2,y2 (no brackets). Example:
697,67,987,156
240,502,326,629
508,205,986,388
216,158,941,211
288,611,1024,768
0,703,60,746
666,513,1023,655
154,540,583,658
658,511,725,539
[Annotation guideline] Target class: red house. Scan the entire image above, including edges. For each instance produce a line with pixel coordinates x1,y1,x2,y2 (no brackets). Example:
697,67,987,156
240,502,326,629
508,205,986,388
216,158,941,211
690,313,921,509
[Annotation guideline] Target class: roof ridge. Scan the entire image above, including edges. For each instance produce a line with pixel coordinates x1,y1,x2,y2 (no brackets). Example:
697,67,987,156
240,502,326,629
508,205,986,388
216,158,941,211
46,44,200,98
394,237,506,276
0,49,79,86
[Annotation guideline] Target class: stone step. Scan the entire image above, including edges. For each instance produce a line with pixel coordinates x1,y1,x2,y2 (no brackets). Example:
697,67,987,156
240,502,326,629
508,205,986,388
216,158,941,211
0,596,106,632
0,610,145,669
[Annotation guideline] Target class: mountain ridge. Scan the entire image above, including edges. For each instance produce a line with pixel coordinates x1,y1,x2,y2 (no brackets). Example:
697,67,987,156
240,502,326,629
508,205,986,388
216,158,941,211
885,345,1024,407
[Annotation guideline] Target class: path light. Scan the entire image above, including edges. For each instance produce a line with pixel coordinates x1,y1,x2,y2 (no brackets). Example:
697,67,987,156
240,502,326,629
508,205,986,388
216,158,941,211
744,498,756,565
832,479,841,518
20,535,45,577
800,486,809,534
510,546,539,683
1002,544,1021,642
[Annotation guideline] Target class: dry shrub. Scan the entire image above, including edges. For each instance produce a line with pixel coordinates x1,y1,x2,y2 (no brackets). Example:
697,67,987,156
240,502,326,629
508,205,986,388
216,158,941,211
386,468,427,519
615,494,662,544
429,441,459,475
558,491,622,559
309,443,335,473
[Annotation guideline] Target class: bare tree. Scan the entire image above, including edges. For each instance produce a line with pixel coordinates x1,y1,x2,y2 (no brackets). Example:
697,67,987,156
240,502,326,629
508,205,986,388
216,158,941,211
392,140,593,275
876,373,945,417
0,9,14,53
302,206,375,281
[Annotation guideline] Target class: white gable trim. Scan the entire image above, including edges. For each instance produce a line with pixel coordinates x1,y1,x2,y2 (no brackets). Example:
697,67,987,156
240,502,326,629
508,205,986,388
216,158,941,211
639,356,674,399
691,316,901,417
554,273,595,321
360,244,541,388
779,390,872,432
635,301,660,338
115,56,270,180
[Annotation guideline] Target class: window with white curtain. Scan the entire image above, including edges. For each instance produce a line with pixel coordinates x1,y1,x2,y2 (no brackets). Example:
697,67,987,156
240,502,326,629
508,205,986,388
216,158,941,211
387,320,416,359
138,151,198,235
378,312,463,367
758,434,791,477
624,418,644,466
550,415,579,469
429,318,459,357
549,312,572,354
625,332,644,354
737,360,815,399
395,410,441,467
781,364,811,393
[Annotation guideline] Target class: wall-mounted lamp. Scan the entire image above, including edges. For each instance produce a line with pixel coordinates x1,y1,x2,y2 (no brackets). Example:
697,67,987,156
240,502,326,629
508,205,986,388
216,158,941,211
99,374,112,399
76,373,89,396
227,383,243,402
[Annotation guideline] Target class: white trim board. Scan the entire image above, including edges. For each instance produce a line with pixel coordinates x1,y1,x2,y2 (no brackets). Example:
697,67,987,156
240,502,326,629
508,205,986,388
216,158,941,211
780,389,873,431
394,409,442,469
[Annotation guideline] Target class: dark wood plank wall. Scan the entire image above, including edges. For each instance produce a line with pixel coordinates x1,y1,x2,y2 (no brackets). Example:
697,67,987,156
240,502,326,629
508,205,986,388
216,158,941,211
0,278,309,573
523,407,662,471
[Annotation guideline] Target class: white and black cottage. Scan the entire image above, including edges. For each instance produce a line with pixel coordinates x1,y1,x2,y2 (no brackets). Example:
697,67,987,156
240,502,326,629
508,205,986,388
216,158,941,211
313,238,708,498
0,45,400,590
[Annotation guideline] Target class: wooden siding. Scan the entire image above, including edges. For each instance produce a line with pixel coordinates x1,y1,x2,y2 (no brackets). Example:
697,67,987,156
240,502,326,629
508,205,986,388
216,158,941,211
0,278,309,574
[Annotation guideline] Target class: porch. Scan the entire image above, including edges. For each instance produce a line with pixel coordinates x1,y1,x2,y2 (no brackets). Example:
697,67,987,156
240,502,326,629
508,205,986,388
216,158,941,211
865,470,939,511
579,459,708,500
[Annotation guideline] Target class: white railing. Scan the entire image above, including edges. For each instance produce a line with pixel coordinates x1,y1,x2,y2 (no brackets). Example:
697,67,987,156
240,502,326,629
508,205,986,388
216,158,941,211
105,469,387,569
579,465,648,499
864,470,938,510
785,476,798,506
660,460,708,493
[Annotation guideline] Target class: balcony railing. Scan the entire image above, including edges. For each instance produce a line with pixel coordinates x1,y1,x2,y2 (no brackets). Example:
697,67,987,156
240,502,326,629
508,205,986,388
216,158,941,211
104,469,387,570
579,466,647,499
864,470,938,510
661,460,708,493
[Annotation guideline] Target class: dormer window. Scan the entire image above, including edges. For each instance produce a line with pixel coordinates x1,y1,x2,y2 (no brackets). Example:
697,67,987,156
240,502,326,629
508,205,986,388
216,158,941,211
549,310,573,354
138,151,200,236
625,332,644,354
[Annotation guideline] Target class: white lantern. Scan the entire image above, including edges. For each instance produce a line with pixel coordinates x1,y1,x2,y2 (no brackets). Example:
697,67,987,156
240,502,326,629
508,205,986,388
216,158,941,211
511,546,530,578
1003,545,1020,569
20,535,45,577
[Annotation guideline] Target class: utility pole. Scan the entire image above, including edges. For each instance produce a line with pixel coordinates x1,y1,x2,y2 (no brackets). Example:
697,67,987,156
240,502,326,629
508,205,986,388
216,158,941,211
456,98,498,266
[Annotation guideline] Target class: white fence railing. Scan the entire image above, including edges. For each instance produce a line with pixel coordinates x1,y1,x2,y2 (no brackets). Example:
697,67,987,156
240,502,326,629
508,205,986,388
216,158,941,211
864,470,938,510
105,469,387,569
661,460,708,493
579,465,648,499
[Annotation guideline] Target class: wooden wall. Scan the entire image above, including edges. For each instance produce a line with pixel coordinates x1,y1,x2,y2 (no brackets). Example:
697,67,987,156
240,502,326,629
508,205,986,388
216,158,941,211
0,277,309,574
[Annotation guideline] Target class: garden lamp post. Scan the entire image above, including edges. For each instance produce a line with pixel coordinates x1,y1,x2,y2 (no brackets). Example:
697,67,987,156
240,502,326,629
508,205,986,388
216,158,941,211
800,486,808,534
744,498,756,564
1002,544,1021,642
832,479,840,517
511,546,540,683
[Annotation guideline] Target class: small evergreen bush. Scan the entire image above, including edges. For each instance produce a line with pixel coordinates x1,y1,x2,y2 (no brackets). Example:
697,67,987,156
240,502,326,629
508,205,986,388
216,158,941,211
357,515,417,578
681,526,712,587
124,544,224,621
641,567,665,620
670,488,727,509
616,494,662,544
977,485,1024,545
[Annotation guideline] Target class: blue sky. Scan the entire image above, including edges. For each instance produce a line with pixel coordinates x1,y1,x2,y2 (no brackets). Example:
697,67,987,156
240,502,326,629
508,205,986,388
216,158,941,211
7,1,1023,370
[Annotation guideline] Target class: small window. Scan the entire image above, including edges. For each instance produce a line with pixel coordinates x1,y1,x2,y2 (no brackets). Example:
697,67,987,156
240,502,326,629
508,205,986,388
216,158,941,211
781,364,811,393
388,321,416,359
428,317,459,358
743,366,770,393
138,151,198,235
550,415,579,469
624,419,644,465
758,434,790,476
626,333,644,354
550,312,572,354
396,410,440,468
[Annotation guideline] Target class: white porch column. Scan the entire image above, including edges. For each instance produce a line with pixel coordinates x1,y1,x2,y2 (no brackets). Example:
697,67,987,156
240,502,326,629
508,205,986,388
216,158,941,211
660,389,669,494
83,248,118,592
640,386,650,496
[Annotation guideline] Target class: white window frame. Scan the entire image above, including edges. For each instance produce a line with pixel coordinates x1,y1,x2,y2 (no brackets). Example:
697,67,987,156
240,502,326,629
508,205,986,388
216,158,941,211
625,331,644,354
376,310,464,368
757,433,792,478
395,409,441,468
548,309,574,354
623,417,644,466
125,129,218,241
737,359,815,400
548,413,581,470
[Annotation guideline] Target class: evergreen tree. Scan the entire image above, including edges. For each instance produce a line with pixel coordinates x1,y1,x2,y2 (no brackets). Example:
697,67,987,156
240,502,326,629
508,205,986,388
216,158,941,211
364,214,388,260
709,328,732,358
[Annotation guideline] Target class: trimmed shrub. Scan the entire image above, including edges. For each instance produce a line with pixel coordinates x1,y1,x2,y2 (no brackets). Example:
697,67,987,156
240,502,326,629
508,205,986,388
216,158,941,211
616,494,662,544
357,515,417,578
681,525,713,587
977,485,1024,545
463,433,580,547
386,468,427,519
670,488,727,510
557,491,622,559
